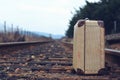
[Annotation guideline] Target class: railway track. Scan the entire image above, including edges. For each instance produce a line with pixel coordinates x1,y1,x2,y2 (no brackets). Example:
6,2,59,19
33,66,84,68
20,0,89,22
0,40,119,79
62,41,120,79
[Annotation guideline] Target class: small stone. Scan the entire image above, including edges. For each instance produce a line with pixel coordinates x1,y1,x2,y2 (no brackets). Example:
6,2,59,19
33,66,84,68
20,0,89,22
51,45,54,48
40,54,43,57
31,55,35,59
40,71,45,73
66,70,71,73
57,45,61,47
26,58,33,62
48,49,51,52
23,62,28,66
15,68,21,73
6,67,10,70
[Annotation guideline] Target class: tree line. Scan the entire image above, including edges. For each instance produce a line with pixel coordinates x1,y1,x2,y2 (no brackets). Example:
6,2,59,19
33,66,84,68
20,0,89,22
66,0,120,38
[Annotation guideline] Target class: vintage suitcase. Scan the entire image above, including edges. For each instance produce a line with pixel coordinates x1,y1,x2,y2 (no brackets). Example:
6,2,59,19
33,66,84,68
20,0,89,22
73,20,105,74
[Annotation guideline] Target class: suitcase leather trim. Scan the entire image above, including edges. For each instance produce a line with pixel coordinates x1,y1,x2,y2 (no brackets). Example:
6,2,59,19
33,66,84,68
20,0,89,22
78,20,85,27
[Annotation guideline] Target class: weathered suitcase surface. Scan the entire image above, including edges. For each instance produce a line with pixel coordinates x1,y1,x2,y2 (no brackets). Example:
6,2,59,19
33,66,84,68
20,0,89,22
73,20,105,74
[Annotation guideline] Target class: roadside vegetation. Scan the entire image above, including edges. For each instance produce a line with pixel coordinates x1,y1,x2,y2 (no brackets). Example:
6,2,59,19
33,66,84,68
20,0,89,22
66,0,120,38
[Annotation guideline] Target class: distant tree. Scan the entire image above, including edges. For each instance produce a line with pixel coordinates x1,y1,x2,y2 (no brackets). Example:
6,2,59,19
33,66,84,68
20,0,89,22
66,0,120,38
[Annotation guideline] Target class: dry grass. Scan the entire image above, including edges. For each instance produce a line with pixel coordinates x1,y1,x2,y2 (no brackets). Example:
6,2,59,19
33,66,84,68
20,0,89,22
0,31,50,43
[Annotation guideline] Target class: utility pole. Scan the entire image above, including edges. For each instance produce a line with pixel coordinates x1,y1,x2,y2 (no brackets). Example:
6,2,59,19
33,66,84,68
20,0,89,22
3,21,7,42
4,21,6,34
16,26,19,32
11,24,13,33
49,34,52,39
114,21,117,33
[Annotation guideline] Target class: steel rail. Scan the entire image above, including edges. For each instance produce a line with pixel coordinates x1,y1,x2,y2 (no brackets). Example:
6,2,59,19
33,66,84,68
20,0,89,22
62,41,120,56
0,40,52,47
105,48,120,56
105,48,120,53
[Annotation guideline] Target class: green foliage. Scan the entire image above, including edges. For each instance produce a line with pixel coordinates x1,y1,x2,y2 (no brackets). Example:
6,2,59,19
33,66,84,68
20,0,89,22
66,0,120,38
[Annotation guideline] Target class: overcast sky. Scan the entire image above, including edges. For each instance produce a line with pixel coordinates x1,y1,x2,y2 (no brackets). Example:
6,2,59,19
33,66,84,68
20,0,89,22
0,0,100,35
